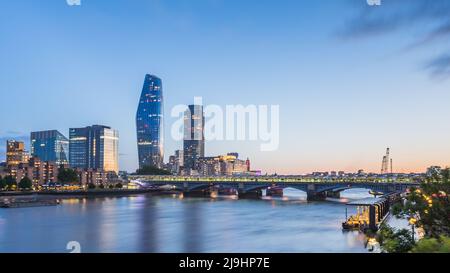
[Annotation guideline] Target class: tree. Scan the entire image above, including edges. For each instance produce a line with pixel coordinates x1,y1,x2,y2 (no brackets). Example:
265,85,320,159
378,224,415,253
383,167,450,253
4,175,16,190
135,165,171,175
108,184,114,189
58,168,79,184
412,236,450,253
88,183,96,189
394,168,450,238
115,183,123,189
18,177,33,190
98,184,105,189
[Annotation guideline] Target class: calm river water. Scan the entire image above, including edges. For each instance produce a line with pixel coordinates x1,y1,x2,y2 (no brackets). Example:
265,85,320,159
0,189,389,253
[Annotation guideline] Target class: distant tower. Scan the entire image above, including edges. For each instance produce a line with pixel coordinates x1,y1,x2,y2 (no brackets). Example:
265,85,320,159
381,148,391,174
246,158,251,172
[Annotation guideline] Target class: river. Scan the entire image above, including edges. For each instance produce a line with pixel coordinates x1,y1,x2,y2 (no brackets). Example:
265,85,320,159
0,189,390,253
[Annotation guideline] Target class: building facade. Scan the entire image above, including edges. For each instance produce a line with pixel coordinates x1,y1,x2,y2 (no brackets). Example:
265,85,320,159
198,154,250,176
6,140,29,167
75,168,120,187
183,105,205,173
31,130,69,166
136,74,164,169
6,157,59,187
69,125,119,174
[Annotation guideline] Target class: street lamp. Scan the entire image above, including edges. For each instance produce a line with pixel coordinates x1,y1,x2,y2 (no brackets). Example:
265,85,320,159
409,217,417,242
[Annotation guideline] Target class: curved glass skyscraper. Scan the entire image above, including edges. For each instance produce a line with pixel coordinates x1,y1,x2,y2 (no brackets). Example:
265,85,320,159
136,74,164,169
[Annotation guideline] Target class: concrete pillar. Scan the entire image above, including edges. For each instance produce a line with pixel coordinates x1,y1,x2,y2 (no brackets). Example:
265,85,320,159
238,190,262,199
183,189,212,198
326,191,340,198
307,191,327,201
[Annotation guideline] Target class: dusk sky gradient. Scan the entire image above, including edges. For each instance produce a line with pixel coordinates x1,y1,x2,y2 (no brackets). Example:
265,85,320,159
1,0,449,174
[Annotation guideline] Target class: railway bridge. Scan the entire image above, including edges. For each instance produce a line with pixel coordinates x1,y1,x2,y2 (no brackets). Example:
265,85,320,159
130,175,420,201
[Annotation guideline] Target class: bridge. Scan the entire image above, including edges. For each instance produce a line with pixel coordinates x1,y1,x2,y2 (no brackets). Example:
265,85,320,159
130,175,421,201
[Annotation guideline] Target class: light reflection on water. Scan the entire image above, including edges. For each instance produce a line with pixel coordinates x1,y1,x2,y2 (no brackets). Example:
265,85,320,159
0,188,378,253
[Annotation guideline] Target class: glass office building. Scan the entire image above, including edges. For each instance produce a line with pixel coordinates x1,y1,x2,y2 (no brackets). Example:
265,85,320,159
69,125,119,174
30,130,69,166
183,104,205,172
136,74,164,169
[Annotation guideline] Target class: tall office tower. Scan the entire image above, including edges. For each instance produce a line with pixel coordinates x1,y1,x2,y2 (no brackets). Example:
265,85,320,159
183,105,205,173
6,140,29,167
31,130,69,166
174,149,184,174
136,74,164,169
69,125,119,174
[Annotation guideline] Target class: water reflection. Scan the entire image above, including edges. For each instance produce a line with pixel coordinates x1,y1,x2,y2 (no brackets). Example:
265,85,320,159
183,200,202,252
136,196,157,252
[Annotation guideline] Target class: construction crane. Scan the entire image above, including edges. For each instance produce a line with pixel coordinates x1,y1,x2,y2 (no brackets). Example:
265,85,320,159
381,148,391,174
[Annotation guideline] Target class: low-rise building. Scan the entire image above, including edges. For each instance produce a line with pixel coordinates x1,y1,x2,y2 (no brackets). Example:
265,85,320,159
5,157,59,187
6,140,29,167
76,168,120,187
198,153,251,176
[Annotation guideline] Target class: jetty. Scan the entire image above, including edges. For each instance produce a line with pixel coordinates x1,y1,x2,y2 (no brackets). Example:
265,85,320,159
342,197,390,232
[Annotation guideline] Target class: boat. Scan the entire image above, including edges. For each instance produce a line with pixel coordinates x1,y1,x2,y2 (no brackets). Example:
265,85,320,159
369,190,384,196
0,199,60,208
266,187,284,197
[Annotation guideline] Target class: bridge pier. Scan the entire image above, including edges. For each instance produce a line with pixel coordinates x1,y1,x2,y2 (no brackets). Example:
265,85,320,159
183,190,212,198
183,187,218,198
238,190,263,199
306,191,327,201
326,191,340,199
306,184,326,201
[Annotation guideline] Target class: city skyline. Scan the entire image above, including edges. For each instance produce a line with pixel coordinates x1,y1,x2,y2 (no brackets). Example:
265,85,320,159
1,0,450,174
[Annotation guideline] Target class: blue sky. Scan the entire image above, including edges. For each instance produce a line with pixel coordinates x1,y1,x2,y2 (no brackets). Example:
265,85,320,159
1,0,450,174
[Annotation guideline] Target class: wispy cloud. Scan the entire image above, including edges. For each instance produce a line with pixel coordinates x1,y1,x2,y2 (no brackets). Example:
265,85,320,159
339,0,450,78
425,55,450,79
